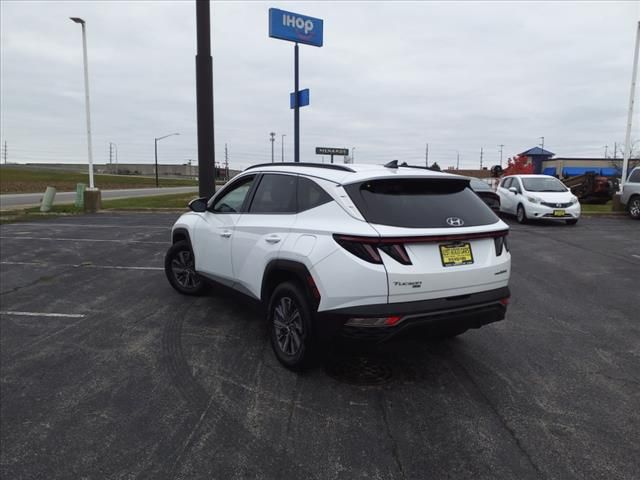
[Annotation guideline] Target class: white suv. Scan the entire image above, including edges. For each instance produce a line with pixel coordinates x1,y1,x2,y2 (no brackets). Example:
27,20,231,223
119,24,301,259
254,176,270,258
165,162,511,369
497,174,580,225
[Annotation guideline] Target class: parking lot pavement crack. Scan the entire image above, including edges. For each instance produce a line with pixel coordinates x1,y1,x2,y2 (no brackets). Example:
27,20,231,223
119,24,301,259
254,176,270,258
447,354,546,479
378,392,407,480
0,266,75,296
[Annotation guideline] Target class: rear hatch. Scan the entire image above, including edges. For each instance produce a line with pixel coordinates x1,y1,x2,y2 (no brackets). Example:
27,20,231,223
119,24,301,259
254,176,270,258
340,176,510,303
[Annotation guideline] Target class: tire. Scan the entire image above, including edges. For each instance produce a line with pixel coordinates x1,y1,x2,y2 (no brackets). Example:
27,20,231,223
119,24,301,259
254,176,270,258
164,240,206,295
268,281,316,371
516,204,528,224
629,196,640,220
566,218,578,225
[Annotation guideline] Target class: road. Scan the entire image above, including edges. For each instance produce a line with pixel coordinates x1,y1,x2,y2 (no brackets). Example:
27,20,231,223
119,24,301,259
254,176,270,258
0,186,198,209
0,214,638,479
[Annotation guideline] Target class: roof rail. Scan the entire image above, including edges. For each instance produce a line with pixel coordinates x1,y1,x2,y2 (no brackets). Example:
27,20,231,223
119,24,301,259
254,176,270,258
245,162,355,173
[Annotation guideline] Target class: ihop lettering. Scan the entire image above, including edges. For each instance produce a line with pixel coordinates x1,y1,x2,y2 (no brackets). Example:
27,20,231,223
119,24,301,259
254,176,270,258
283,14,314,35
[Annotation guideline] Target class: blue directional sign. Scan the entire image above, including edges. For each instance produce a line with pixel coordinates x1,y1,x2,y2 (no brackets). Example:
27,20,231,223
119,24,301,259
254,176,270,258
269,8,323,47
290,89,310,109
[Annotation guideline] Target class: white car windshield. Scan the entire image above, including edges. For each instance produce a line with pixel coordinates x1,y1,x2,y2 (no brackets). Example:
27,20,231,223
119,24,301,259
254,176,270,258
522,177,567,192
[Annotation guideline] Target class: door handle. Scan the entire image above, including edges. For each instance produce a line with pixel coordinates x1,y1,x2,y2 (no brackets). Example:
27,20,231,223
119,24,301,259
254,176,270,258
265,235,281,244
220,230,232,238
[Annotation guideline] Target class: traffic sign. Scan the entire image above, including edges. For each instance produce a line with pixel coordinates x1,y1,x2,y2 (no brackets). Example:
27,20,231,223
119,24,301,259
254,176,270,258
269,8,323,47
316,147,349,156
290,89,310,108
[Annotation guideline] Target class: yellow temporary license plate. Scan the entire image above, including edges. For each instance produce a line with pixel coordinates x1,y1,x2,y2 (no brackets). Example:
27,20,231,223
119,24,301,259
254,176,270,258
439,242,474,267
553,209,565,217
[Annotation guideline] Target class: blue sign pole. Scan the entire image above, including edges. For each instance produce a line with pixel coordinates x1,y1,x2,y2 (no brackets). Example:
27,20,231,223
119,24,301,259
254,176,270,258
294,43,299,163
269,8,323,163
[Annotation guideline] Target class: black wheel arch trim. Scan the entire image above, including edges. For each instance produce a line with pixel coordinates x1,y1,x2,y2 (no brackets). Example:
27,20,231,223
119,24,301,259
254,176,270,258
261,259,317,306
172,228,193,250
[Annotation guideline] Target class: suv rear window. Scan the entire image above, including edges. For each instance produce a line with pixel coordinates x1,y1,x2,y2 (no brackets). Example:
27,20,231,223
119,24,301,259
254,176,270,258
344,178,498,228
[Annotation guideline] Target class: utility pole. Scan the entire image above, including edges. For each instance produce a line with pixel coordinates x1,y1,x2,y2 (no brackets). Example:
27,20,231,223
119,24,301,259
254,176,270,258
270,132,276,163
224,143,229,181
604,145,609,158
498,144,504,168
281,134,286,162
456,151,460,170
425,143,429,167
480,147,484,169
621,20,640,187
115,143,118,174
539,136,545,151
109,142,113,165
195,0,216,198
613,142,618,159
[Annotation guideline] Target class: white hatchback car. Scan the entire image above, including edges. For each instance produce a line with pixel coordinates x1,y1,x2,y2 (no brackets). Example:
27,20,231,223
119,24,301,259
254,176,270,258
165,162,511,369
497,174,580,225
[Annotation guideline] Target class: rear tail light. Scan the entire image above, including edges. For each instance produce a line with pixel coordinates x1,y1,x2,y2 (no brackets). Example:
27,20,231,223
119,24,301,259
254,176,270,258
500,297,510,306
333,235,383,264
378,244,412,265
334,230,508,265
494,235,509,256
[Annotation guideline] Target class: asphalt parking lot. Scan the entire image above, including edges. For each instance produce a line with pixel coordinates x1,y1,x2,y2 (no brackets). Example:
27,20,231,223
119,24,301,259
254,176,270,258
1,213,638,479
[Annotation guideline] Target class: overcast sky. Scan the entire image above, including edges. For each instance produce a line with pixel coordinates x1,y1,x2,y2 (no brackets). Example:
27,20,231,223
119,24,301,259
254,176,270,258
1,0,639,170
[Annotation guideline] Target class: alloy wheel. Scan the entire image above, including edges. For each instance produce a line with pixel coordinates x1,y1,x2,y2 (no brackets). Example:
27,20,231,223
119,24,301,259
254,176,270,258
630,198,640,218
171,250,201,289
273,296,304,356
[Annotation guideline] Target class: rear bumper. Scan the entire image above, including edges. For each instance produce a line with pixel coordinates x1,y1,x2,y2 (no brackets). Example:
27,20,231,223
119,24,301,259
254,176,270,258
315,286,509,342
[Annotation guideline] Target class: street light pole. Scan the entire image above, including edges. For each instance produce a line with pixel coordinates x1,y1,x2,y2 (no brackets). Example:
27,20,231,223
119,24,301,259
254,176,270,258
281,134,286,162
621,20,640,187
154,132,180,187
270,132,276,163
70,17,95,190
498,144,504,168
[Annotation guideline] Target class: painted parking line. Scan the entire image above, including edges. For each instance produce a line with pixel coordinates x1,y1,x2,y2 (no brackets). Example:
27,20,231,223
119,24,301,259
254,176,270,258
0,236,166,244
0,261,163,271
0,223,169,229
0,311,86,318
632,254,640,260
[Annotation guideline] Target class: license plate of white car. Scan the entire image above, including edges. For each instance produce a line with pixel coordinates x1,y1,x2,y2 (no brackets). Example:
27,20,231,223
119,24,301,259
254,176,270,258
553,209,565,217
439,242,474,267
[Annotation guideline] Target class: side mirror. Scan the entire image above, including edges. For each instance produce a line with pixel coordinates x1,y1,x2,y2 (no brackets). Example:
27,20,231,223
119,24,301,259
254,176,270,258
508,187,518,194
188,197,208,212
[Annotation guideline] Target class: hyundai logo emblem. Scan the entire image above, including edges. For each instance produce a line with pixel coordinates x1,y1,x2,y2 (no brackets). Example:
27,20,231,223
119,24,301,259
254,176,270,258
446,217,464,227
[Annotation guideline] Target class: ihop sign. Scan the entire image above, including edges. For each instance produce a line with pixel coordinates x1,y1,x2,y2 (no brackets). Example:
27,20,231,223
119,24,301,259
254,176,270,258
269,8,323,47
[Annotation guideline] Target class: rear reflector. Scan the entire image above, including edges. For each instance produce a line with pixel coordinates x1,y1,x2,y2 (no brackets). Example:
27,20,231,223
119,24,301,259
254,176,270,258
345,316,403,327
500,297,510,306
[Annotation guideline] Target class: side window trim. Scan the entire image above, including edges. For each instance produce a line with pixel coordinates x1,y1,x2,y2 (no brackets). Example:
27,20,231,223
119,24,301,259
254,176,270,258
242,173,263,212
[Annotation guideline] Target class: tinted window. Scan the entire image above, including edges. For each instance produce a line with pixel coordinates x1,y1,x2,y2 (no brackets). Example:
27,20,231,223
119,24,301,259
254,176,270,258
629,169,640,183
522,177,567,192
212,175,255,213
344,178,498,228
298,177,333,212
249,174,297,213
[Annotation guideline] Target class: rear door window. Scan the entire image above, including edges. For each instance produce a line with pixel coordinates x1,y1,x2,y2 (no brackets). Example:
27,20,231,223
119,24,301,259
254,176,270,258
629,169,640,183
248,174,297,214
344,178,498,228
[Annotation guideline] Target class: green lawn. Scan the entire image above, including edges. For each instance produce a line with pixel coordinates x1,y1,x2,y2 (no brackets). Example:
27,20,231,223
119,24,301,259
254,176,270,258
580,202,614,213
0,166,197,194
